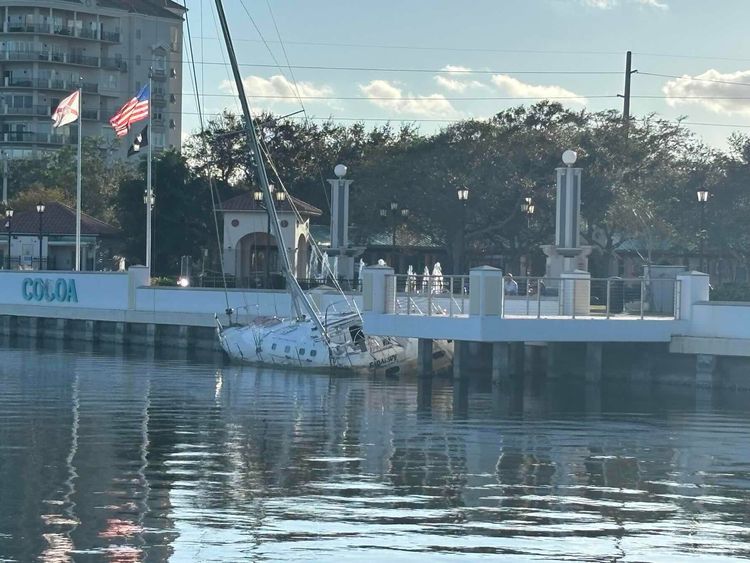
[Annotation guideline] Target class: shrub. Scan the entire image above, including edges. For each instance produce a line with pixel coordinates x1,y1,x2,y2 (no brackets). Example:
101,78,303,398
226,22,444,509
710,282,750,302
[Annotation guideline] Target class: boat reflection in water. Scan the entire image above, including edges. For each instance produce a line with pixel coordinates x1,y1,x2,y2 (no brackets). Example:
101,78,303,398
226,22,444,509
1,341,750,561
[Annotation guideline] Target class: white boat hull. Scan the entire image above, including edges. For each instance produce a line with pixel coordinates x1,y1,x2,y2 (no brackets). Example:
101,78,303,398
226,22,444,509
217,316,452,375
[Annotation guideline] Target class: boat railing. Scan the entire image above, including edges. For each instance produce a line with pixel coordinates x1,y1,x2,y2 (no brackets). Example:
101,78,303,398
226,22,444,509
387,275,682,320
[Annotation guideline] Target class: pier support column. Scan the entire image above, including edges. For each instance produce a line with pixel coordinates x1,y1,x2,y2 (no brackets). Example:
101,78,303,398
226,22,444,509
452,341,464,379
585,343,603,383
146,324,157,347
546,343,562,379
27,317,39,339
114,322,126,345
0,315,11,336
510,343,525,376
417,339,433,377
491,342,511,384
84,320,96,342
524,343,538,375
56,319,67,340
696,354,717,387
177,325,189,349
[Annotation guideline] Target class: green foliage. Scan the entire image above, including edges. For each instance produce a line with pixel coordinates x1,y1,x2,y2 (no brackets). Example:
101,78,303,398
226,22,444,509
9,137,132,223
116,150,215,274
11,102,750,278
710,283,750,302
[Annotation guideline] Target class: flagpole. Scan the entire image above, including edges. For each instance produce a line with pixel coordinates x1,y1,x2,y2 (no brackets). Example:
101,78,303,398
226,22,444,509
75,79,82,271
146,69,153,275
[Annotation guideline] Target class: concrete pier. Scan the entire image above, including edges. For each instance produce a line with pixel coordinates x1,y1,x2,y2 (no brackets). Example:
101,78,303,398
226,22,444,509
452,340,465,379
696,354,717,387
585,342,603,383
417,338,433,377
491,342,510,384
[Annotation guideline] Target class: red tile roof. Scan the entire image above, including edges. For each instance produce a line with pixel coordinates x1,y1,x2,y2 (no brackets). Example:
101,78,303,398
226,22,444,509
8,202,118,237
220,193,323,217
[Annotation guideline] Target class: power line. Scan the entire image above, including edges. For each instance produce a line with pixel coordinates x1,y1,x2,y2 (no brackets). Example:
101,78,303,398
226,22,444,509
639,71,750,88
189,35,624,56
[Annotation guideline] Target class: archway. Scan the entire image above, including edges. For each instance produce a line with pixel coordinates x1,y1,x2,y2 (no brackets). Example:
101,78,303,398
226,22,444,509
296,233,308,280
237,231,278,288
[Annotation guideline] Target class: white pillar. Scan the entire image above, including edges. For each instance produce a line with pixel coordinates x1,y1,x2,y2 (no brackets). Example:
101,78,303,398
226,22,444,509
362,264,395,314
560,270,591,316
676,271,710,321
469,266,503,317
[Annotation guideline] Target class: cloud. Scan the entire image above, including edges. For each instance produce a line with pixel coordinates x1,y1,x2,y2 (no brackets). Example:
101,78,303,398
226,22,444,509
359,80,460,117
434,65,486,93
662,69,750,115
581,0,668,8
220,74,334,109
491,75,588,105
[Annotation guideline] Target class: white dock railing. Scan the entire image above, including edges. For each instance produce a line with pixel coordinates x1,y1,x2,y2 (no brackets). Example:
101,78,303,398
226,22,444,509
387,274,682,320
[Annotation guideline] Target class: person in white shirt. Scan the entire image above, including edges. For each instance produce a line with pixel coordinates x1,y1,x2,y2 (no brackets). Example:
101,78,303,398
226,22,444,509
504,273,519,295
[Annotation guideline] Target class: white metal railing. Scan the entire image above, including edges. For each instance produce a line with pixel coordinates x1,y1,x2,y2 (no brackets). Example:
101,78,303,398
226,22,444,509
386,275,682,320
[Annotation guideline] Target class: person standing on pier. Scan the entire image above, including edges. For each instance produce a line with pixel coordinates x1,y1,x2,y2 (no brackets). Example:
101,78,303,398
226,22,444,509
504,273,519,295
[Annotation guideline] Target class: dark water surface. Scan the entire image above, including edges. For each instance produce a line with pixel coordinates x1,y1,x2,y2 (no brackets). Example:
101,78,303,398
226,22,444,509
1,341,750,562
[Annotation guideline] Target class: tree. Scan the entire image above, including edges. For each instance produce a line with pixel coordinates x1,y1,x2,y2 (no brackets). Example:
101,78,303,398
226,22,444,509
116,150,214,274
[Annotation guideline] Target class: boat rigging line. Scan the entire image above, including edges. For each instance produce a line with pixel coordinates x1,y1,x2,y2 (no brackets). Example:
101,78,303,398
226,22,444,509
213,0,329,340
183,0,231,312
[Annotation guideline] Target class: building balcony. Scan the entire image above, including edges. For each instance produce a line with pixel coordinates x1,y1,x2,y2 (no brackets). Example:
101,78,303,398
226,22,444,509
0,105,51,117
3,21,120,43
1,131,73,145
0,76,99,94
101,57,127,72
0,49,99,67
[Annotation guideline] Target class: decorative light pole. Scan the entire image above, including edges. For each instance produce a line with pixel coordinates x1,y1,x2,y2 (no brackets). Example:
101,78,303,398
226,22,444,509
252,188,266,287
5,208,12,269
379,201,409,272
521,196,535,227
36,202,45,270
697,188,710,273
456,186,469,274
273,187,287,287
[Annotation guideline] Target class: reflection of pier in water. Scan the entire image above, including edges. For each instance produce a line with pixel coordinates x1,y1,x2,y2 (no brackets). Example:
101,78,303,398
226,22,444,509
3,344,750,559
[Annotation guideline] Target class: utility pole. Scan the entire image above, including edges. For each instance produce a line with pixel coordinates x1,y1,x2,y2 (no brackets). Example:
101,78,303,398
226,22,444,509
623,51,633,127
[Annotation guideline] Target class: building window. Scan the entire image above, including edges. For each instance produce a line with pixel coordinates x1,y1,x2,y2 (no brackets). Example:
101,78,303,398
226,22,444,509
135,54,141,66
135,29,141,40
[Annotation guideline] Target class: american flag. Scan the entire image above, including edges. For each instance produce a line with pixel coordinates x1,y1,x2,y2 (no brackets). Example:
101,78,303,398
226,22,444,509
109,84,150,138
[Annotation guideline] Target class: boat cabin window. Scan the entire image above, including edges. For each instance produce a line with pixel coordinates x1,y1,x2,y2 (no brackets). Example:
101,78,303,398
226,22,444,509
349,325,366,351
284,345,290,353
299,348,305,356
271,343,277,350
310,350,317,357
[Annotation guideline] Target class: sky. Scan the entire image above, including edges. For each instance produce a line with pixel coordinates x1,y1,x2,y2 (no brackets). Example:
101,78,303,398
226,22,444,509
179,0,750,150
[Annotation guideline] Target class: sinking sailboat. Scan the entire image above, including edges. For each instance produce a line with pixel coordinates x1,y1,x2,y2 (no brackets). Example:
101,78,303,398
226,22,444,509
211,0,450,374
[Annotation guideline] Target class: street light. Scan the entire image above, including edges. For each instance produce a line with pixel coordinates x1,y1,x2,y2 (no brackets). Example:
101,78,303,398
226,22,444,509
36,202,44,270
5,208,12,269
456,186,470,274
521,196,535,227
697,188,710,272
380,201,409,271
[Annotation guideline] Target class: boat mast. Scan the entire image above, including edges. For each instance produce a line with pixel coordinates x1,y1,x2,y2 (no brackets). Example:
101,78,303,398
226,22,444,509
213,0,327,337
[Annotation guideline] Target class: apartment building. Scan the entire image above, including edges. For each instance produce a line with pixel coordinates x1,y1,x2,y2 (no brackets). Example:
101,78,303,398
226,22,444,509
0,0,184,159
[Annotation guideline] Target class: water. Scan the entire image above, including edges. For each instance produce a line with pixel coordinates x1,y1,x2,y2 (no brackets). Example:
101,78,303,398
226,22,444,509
1,341,750,562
